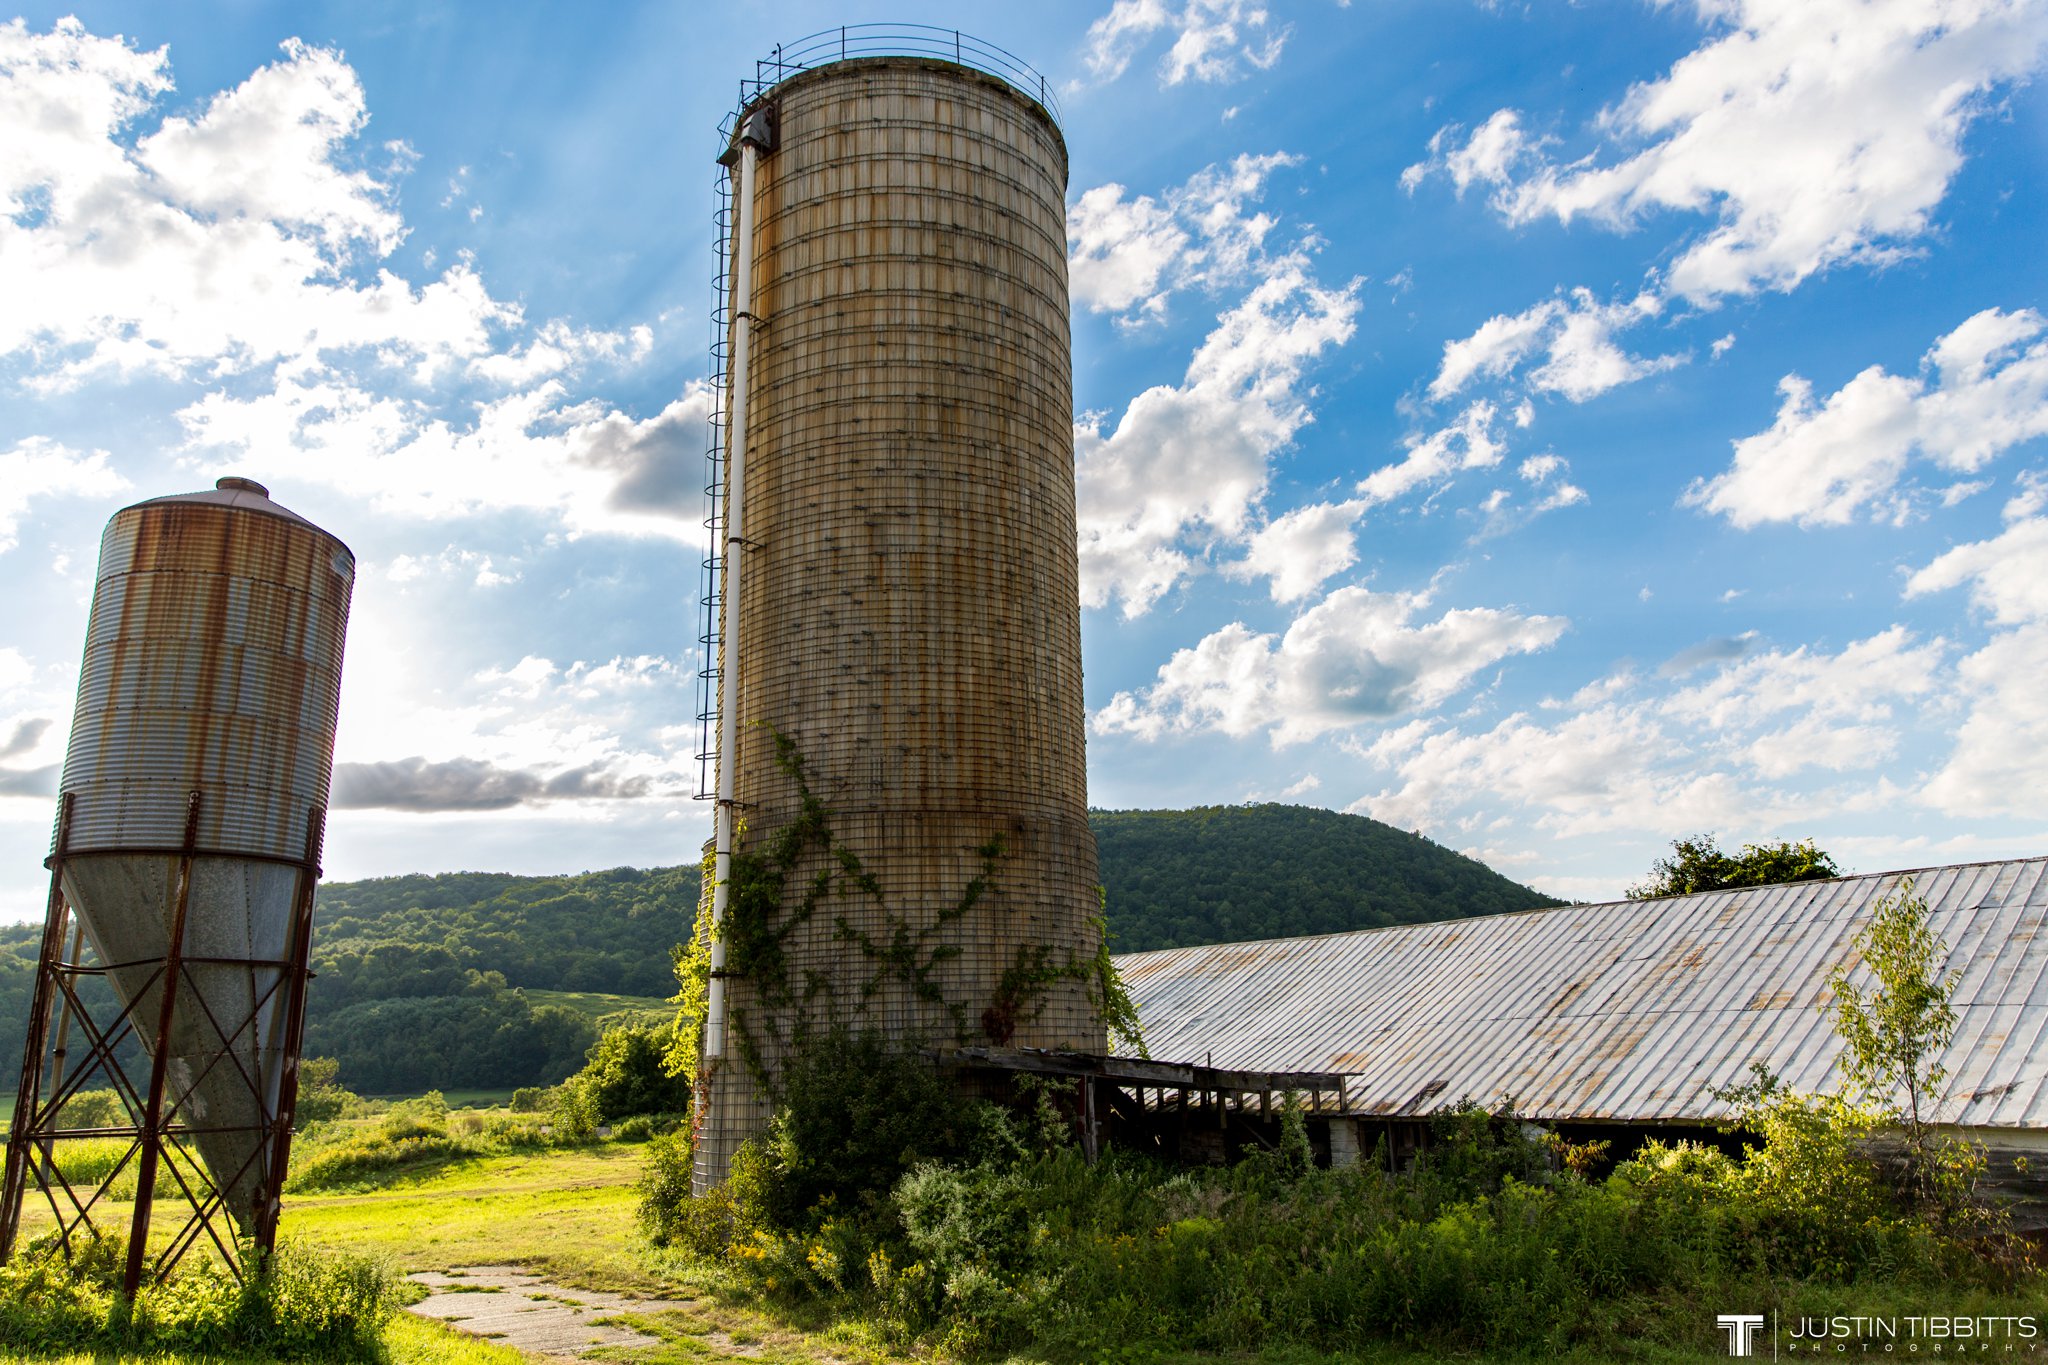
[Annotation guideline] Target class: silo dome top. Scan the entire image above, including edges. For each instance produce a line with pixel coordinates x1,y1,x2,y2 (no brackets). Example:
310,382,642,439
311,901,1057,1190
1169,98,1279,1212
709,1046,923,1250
124,475,349,551
725,25,1061,132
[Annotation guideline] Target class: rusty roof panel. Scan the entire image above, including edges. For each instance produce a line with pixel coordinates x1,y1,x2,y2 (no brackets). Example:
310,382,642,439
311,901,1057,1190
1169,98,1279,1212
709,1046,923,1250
1114,858,2048,1130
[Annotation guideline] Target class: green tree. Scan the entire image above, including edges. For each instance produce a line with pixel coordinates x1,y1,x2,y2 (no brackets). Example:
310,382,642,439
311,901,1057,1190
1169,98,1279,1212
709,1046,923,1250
574,1023,691,1122
293,1055,360,1125
1826,877,1962,1206
1626,834,1840,899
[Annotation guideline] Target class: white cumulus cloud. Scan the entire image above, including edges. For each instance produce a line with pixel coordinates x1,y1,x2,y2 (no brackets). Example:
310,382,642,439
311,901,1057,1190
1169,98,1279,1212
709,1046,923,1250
1082,0,1290,87
1687,308,2048,527
0,22,522,388
1068,152,1298,322
0,438,129,553
1430,289,1682,403
1354,627,1945,835
1403,0,2048,301
1224,499,1367,602
1094,585,1566,745
180,378,714,536
1356,401,1504,508
1076,253,1361,616
1906,475,2048,817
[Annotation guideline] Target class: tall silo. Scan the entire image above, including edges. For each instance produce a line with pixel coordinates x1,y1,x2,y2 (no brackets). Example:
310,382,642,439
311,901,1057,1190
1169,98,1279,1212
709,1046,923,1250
695,33,1102,1188
0,477,352,1290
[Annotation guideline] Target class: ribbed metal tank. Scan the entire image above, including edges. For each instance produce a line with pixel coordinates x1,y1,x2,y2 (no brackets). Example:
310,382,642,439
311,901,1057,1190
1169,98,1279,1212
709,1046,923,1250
696,52,1103,1182
52,477,353,1230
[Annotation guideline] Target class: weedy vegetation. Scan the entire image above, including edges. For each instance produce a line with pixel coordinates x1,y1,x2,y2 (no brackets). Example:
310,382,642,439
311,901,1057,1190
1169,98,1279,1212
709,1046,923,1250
633,1022,2043,1362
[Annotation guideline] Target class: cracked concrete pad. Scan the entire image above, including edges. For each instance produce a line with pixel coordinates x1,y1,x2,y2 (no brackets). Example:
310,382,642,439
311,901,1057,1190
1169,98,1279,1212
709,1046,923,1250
407,1265,696,1361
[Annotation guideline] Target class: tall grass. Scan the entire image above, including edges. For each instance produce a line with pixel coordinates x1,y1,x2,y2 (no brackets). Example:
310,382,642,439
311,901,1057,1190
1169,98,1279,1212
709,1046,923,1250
0,1234,395,1360
0,1137,142,1205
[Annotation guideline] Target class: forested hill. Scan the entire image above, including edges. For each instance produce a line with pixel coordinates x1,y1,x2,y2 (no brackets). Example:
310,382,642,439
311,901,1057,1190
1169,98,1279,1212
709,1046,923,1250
294,866,696,1093
0,807,1558,1092
313,866,690,1000
1092,804,1562,952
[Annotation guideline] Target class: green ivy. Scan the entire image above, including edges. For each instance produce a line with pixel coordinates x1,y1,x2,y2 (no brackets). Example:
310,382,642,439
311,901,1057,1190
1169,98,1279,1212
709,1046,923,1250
1090,897,1148,1058
664,845,717,1085
677,729,1144,1094
834,834,1007,1041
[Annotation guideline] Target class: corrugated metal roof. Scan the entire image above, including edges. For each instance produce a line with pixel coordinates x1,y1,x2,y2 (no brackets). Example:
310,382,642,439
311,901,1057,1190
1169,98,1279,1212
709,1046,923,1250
1112,858,2048,1130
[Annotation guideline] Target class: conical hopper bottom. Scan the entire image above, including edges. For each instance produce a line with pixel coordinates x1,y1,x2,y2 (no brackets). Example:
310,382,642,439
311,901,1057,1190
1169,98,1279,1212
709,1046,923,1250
60,853,301,1233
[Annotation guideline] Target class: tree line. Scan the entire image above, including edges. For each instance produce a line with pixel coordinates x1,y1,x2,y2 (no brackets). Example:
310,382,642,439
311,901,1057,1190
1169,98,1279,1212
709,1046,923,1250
0,806,1571,1093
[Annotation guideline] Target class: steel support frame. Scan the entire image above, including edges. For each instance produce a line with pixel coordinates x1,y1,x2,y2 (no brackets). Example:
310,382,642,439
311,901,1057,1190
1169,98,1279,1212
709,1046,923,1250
0,793,326,1295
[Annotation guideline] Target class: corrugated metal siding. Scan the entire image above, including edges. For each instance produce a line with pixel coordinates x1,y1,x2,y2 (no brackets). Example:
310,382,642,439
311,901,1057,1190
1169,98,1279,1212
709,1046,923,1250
55,495,354,861
1114,859,2048,1129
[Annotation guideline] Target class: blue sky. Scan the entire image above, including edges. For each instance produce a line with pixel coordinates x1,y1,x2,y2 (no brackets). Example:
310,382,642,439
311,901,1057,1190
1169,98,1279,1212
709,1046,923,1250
2,0,2045,921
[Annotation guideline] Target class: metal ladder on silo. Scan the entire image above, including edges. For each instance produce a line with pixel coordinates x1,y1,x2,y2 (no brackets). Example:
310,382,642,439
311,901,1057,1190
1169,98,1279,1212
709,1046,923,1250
693,141,735,805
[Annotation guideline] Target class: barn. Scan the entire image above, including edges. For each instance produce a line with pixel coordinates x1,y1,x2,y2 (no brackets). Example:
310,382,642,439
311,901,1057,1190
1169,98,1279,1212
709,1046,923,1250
1113,858,2048,1215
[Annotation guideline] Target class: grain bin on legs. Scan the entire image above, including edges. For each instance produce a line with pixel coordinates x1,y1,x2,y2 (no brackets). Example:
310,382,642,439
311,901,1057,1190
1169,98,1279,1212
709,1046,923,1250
0,478,352,1290
693,32,1103,1190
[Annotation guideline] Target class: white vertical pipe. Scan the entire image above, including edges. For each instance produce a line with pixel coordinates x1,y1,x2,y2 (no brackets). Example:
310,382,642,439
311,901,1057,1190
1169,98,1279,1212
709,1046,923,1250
704,132,763,1063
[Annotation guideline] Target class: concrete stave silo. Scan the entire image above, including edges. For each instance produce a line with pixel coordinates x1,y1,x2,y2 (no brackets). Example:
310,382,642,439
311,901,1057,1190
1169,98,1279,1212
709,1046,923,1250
0,477,352,1288
694,40,1102,1188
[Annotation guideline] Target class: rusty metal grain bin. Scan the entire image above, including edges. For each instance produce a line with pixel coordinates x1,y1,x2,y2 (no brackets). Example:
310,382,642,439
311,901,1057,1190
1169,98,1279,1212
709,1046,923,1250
52,476,353,1232
695,46,1104,1186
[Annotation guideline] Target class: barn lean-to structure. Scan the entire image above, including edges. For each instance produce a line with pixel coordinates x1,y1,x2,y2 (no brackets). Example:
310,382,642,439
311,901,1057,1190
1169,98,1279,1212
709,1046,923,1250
1114,857,2048,1214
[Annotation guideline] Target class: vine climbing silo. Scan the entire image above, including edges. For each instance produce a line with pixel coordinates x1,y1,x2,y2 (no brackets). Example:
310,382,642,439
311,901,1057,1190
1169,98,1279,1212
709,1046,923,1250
694,30,1103,1189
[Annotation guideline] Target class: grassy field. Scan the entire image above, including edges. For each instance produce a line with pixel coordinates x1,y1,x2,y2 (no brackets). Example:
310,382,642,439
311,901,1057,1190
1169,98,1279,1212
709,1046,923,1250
1,1128,1525,1363
0,1315,528,1365
284,1144,902,1363
2,1133,885,1365
363,1087,523,1108
8,1115,2040,1364
524,989,674,1031
0,1135,1468,1364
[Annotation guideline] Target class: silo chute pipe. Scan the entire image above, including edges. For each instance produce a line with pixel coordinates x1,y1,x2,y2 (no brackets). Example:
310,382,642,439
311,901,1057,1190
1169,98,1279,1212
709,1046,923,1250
705,105,776,1065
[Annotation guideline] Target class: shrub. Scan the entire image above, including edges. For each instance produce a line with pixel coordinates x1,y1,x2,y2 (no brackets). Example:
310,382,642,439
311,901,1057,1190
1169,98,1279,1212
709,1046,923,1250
613,1112,684,1143
4,1137,140,1202
287,1130,476,1192
657,1039,2030,1361
637,1128,696,1245
292,1056,361,1126
1415,1099,1552,1201
549,1076,601,1142
57,1087,125,1129
767,1026,976,1223
510,1085,548,1113
286,1087,565,1192
1718,1071,1900,1278
654,1137,782,1259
